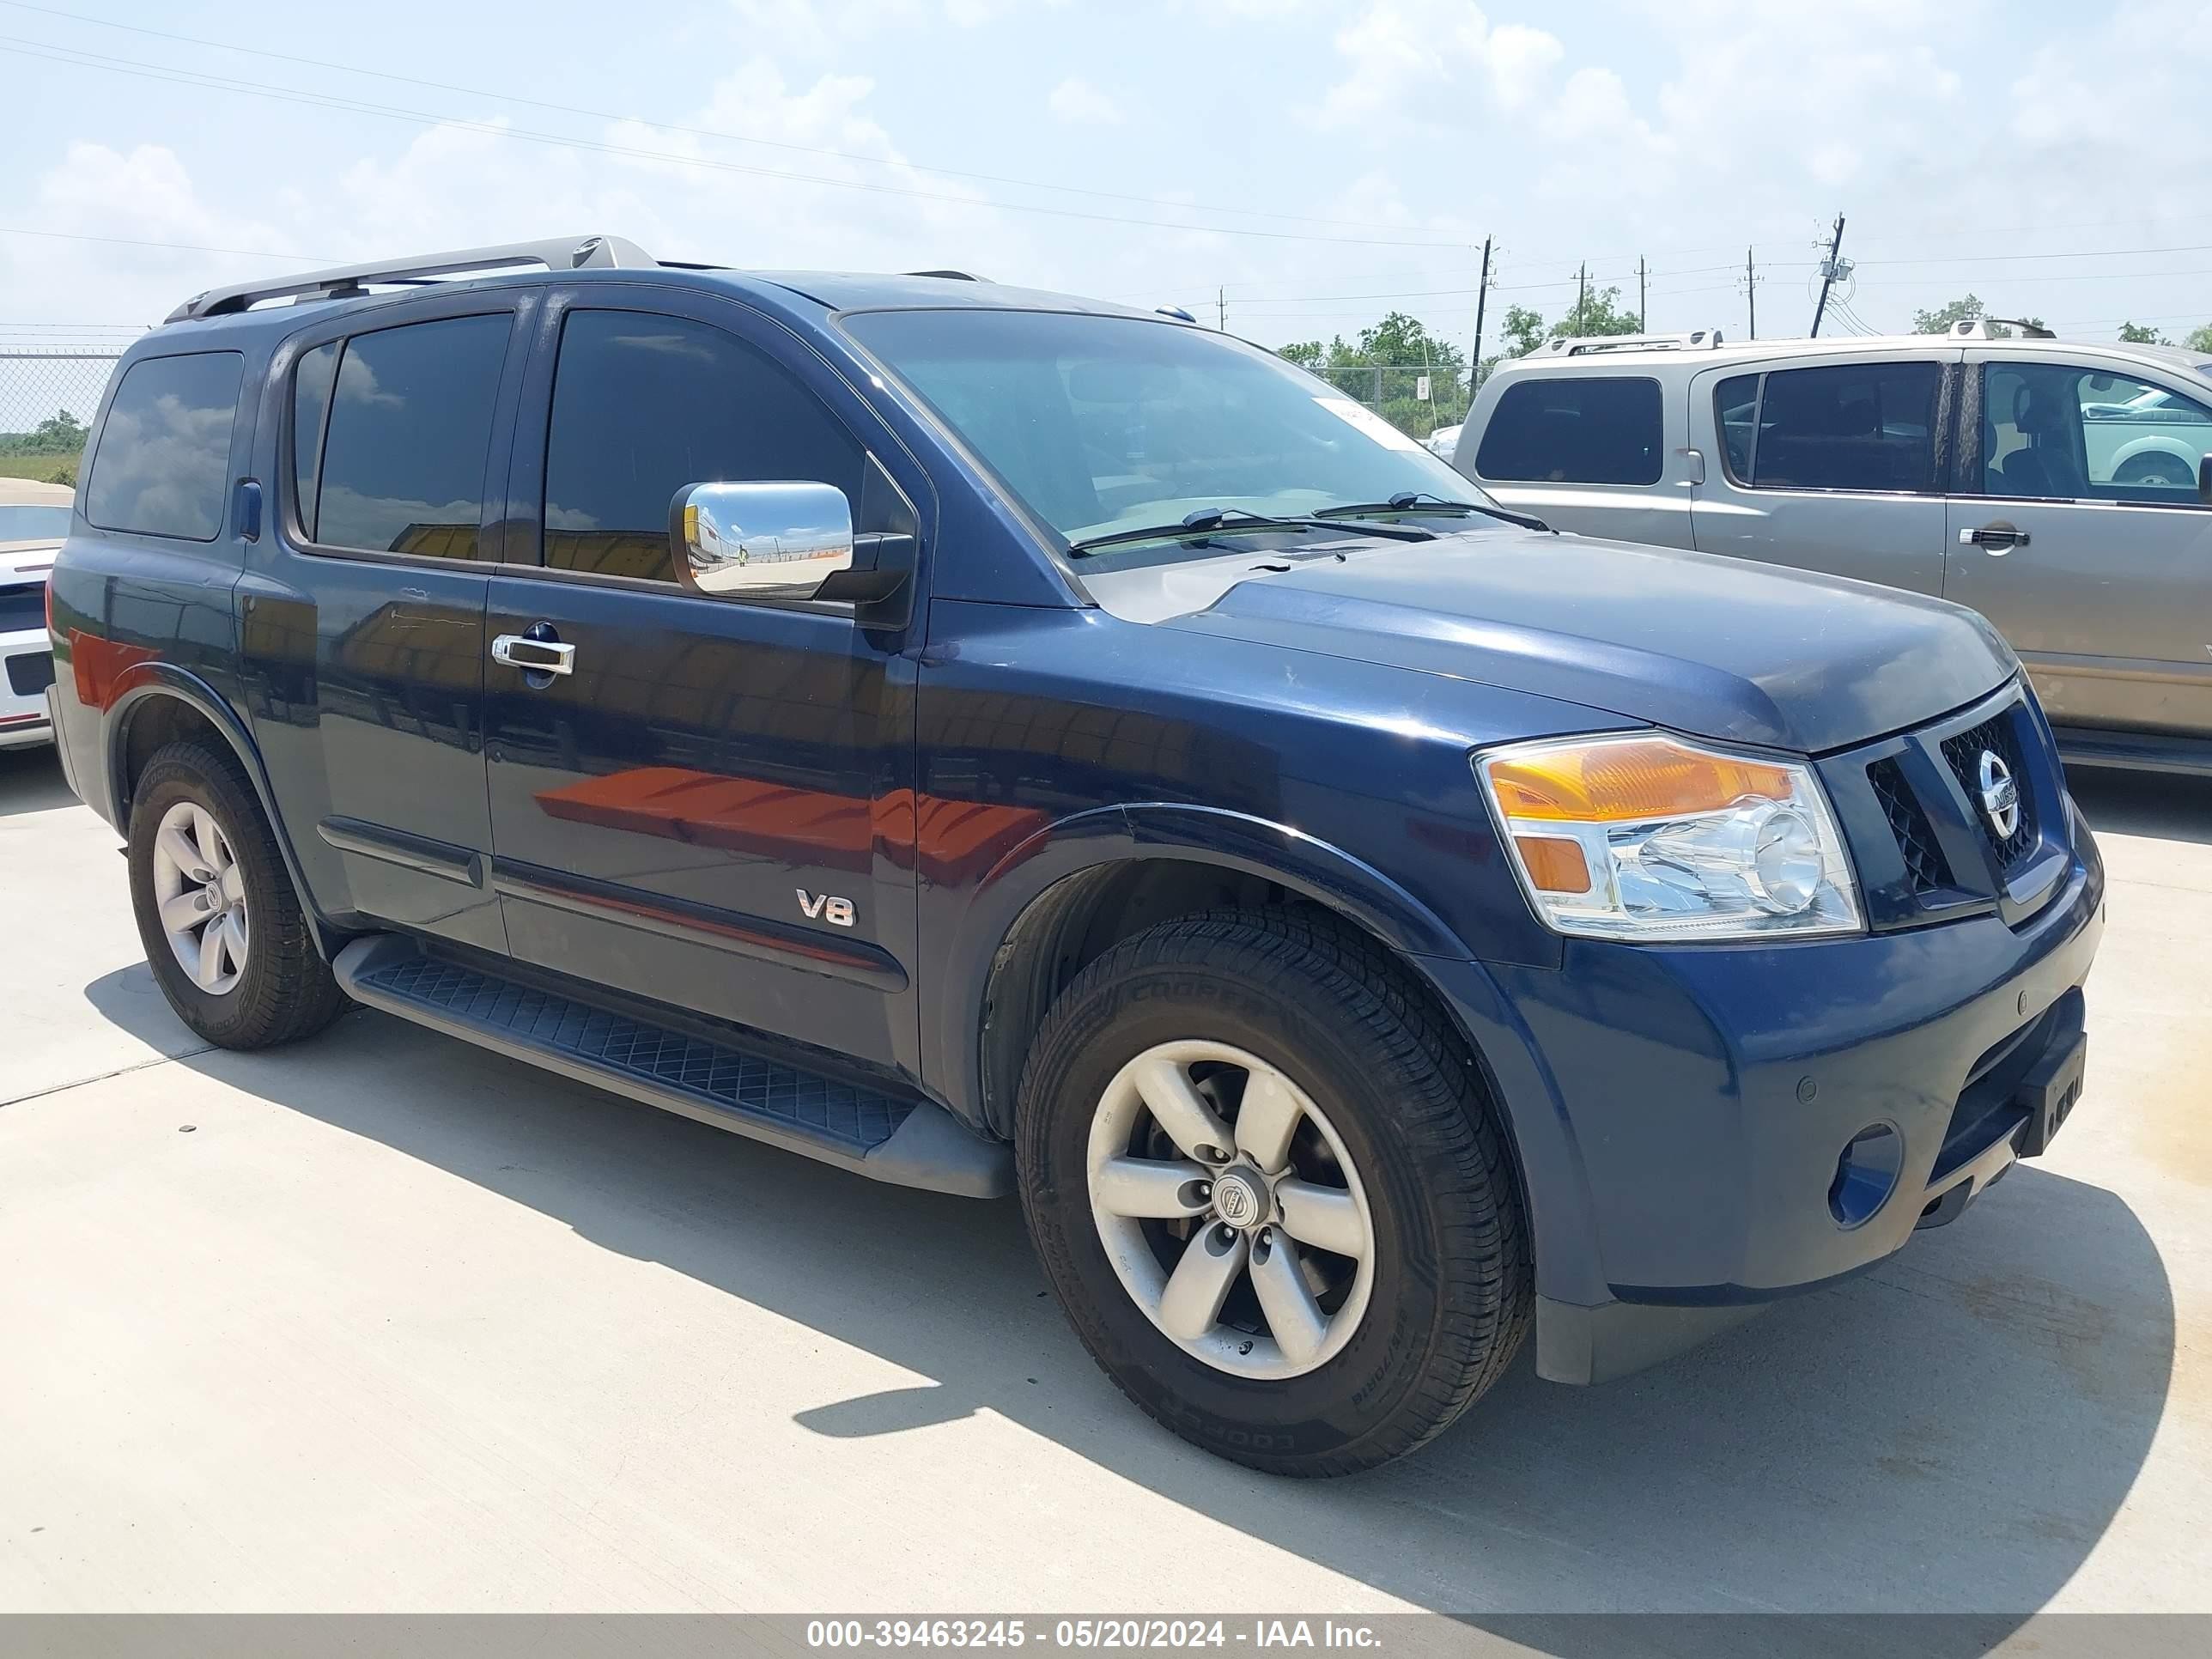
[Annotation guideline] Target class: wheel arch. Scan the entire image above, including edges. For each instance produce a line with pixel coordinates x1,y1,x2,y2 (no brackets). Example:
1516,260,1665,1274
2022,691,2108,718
105,670,341,962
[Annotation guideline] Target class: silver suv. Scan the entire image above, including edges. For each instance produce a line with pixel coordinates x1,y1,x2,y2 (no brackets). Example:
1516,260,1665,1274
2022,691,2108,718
1455,323,2212,772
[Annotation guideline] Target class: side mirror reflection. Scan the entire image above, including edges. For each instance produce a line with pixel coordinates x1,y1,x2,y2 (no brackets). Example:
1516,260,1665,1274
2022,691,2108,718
670,480,855,599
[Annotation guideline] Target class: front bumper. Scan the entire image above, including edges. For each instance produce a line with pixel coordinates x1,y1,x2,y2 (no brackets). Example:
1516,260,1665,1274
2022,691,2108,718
1434,803,2105,1386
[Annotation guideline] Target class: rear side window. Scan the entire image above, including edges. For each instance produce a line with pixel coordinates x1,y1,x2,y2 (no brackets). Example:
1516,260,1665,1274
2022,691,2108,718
1474,376,1663,486
541,309,865,582
310,314,510,559
290,340,338,536
84,351,244,542
1724,361,1941,493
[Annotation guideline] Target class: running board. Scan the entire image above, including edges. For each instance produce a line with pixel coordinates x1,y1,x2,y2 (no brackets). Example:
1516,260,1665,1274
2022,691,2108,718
333,936,1011,1198
2053,725,2212,777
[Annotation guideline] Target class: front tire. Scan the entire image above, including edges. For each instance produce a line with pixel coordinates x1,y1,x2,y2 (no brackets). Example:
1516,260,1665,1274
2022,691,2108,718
127,741,347,1050
1017,910,1530,1475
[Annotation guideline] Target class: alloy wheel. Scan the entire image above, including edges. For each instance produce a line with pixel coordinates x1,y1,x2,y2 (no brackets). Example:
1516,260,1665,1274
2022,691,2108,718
149,799,249,995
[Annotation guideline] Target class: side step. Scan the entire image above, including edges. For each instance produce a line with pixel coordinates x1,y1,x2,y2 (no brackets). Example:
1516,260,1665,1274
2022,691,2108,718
2054,725,2212,778
333,936,1012,1199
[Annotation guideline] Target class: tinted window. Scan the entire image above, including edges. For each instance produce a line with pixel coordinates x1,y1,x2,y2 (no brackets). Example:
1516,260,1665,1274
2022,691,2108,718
1743,362,1939,493
313,314,509,558
291,340,338,536
1715,374,1759,482
542,310,866,582
0,504,72,542
1984,362,2212,505
1474,377,1662,485
84,351,243,541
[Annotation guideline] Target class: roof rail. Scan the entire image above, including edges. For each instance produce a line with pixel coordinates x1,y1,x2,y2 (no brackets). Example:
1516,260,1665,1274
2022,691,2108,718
904,269,989,282
1947,318,2057,341
165,234,657,324
1539,329,1726,356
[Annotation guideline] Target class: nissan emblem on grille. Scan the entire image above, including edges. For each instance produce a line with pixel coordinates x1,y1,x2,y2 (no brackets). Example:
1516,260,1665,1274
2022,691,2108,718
1977,750,2021,841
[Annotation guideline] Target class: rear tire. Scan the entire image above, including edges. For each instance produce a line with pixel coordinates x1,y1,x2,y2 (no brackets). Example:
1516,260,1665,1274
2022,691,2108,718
127,741,346,1050
1017,909,1530,1475
2113,452,2194,489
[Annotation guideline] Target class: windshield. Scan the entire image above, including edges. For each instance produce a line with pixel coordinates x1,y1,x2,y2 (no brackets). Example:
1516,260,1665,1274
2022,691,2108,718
0,504,71,544
842,308,1489,558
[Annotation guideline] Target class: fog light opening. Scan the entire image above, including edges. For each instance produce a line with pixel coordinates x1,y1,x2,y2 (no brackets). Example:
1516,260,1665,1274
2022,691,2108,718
1829,1122,1904,1229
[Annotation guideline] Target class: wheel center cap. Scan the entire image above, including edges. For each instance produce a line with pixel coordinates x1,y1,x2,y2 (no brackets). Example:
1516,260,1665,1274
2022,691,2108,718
1212,1167,1267,1231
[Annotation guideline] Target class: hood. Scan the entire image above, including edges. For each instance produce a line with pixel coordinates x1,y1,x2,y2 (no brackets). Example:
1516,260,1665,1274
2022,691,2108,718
1152,527,2017,755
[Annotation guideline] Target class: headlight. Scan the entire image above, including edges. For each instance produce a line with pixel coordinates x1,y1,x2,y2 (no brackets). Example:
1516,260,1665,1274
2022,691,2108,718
1475,733,1863,941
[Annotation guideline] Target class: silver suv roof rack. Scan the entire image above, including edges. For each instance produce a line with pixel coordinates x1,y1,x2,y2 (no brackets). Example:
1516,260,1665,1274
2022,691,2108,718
1947,318,2057,340
165,234,657,323
1539,329,1726,356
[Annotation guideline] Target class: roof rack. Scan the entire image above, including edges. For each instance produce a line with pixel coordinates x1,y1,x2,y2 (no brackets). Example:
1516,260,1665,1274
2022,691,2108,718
904,269,989,282
1948,318,2057,340
1539,329,1726,356
165,234,657,324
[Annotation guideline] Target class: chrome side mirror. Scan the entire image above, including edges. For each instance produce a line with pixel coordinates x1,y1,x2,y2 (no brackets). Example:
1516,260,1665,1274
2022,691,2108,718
670,480,854,599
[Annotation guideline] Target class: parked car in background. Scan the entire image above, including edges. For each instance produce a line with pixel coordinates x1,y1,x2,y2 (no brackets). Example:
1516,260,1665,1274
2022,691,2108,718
1422,421,1462,464
1455,324,2212,773
0,477,70,749
46,236,2101,1474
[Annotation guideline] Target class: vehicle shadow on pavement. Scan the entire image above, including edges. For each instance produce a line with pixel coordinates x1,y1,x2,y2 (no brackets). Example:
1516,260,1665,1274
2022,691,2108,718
0,747,76,821
2069,763,2212,844
88,978,2173,1644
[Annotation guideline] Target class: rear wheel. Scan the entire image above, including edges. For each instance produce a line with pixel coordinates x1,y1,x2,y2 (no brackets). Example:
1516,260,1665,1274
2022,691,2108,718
1017,909,1530,1475
2113,451,2195,489
127,741,346,1049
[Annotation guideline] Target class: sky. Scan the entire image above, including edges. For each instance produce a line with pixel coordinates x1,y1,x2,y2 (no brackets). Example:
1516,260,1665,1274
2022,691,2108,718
4,0,2212,361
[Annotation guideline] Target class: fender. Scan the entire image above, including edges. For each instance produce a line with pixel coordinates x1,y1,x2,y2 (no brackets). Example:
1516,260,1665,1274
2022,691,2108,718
933,799,1608,1316
103,666,342,961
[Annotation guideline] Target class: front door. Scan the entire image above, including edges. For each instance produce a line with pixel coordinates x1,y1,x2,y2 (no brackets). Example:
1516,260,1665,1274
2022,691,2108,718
481,288,926,1077
1946,353,2212,738
240,295,532,954
1688,349,1958,596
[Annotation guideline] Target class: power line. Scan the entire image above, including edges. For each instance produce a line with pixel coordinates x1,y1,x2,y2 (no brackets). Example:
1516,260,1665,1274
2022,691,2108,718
0,1,1470,239
0,224,336,263
0,33,1474,252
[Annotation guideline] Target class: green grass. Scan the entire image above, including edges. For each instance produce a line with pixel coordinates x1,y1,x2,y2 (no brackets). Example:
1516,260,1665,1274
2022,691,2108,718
0,453,78,485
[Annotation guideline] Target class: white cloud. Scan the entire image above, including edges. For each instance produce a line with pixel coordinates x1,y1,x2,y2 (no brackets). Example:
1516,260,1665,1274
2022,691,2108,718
1048,77,1125,125
1316,2,1561,132
1485,22,1563,108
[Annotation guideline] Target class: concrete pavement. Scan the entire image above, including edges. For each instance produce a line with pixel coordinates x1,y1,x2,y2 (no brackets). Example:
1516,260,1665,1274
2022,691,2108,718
2,742,2208,1620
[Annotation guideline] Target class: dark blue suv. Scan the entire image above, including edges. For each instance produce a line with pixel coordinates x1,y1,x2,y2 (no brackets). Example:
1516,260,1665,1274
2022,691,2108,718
45,235,2102,1474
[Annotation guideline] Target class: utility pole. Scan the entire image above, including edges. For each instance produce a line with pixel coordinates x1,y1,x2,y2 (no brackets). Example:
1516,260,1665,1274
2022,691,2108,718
1745,246,1757,339
1577,262,1588,334
1638,257,1647,333
1809,215,1849,337
1217,288,1225,331
1470,236,1492,391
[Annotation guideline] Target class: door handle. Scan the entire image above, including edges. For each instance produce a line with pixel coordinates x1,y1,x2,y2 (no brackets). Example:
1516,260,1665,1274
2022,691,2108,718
491,633,576,675
1959,523,2029,553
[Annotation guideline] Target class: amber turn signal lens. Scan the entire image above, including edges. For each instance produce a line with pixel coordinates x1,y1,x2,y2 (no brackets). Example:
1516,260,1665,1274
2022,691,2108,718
1515,835,1592,894
1487,737,1795,823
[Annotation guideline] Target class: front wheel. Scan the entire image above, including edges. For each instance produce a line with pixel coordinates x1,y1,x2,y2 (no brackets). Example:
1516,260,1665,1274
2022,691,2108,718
1017,910,1530,1475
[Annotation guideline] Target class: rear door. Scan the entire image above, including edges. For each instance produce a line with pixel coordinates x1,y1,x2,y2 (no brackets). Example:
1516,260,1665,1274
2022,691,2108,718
480,284,927,1077
1464,372,1687,547
1946,351,2212,738
1687,348,1958,595
240,291,532,953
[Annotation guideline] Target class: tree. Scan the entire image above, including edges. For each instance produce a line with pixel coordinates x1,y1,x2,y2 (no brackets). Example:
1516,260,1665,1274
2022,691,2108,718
1911,295,2045,337
2186,323,2212,353
1277,313,1470,437
1551,284,1640,342
1279,340,1326,371
2118,321,2169,345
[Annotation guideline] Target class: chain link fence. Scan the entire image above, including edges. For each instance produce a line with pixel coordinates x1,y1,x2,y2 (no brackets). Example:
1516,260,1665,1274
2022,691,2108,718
1,349,123,485
1312,362,1472,442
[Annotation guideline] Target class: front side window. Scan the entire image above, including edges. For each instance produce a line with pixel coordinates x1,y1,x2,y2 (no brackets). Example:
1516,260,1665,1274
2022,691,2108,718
1474,376,1663,486
842,307,1480,563
1726,361,1940,494
1984,362,2212,504
84,351,244,541
542,310,866,582
312,313,510,558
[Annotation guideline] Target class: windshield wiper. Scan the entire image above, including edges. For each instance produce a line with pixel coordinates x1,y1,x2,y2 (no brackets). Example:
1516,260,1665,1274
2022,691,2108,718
1067,505,1434,556
1313,491,1552,534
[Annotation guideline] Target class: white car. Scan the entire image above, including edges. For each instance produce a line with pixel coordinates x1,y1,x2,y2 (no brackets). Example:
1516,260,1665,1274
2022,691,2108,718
2080,383,2212,489
1422,422,1462,465
1,477,70,750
